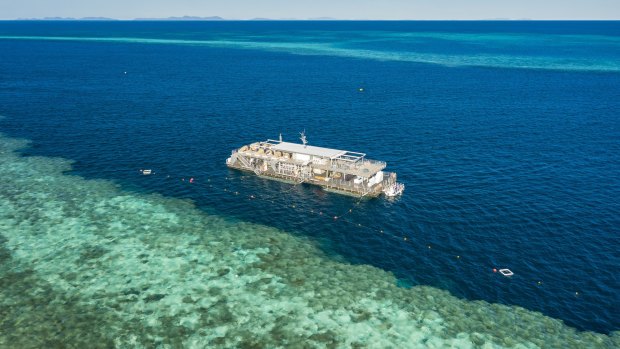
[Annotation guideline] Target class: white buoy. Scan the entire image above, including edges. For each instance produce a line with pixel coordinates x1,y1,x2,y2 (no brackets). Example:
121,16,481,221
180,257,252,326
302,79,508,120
499,268,514,277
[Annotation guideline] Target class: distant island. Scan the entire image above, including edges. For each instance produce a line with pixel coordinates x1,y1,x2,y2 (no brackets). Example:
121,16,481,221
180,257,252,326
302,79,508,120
16,16,118,21
133,16,224,21
8,16,538,21
7,16,353,21
15,16,225,21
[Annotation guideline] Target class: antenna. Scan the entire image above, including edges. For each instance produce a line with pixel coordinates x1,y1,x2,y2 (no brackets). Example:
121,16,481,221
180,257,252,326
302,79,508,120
300,130,308,148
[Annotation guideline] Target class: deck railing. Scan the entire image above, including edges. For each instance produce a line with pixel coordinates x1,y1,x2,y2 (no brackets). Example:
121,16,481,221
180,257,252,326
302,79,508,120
234,147,388,181
328,158,386,174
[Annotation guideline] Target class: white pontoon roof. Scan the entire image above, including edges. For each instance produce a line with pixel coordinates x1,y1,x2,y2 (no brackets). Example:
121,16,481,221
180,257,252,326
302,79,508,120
272,142,346,159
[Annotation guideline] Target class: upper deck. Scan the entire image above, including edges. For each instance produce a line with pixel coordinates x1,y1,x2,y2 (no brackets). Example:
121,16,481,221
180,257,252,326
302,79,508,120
235,139,386,178
271,142,347,159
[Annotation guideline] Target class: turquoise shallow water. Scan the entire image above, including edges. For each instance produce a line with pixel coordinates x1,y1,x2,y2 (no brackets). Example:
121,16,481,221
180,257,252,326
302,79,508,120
1,133,619,348
0,31,619,72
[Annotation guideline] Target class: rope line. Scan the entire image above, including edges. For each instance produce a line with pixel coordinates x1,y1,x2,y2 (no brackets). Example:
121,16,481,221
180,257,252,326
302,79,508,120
133,169,583,298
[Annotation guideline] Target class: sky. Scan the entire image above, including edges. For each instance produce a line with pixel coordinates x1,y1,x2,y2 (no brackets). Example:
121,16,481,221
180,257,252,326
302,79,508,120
1,0,619,20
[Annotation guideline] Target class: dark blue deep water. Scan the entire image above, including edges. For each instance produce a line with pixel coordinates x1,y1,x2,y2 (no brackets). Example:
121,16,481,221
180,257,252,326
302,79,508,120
1,21,619,335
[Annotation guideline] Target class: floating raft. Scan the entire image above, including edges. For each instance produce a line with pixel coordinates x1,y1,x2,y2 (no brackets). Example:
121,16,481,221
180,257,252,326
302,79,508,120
226,135,403,198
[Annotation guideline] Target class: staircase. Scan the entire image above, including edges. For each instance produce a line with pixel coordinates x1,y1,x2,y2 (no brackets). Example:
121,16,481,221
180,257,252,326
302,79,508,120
269,159,279,172
236,155,252,169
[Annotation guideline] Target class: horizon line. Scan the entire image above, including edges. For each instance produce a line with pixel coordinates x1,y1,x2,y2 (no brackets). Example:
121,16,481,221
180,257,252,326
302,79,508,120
2,18,620,21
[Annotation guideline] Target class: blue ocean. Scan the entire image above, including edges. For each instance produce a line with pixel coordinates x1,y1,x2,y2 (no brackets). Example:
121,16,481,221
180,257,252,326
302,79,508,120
0,21,619,347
